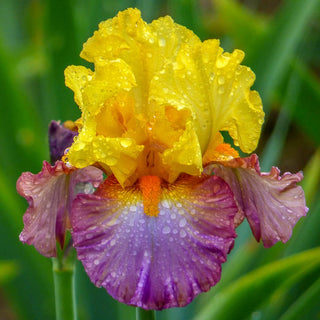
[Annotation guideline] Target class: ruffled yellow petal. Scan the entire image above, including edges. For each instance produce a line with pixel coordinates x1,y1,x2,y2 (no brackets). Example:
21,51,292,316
68,133,144,184
151,38,264,155
65,8,264,186
65,60,136,116
161,121,203,182
203,132,239,164
65,66,93,108
200,40,264,153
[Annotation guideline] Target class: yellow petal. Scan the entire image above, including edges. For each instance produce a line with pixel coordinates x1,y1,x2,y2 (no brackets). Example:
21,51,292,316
201,40,264,153
161,120,203,182
64,66,93,108
150,38,264,155
65,8,265,186
68,134,144,184
149,41,212,153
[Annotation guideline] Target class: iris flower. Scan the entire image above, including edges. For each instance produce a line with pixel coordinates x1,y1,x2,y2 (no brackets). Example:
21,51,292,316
18,8,307,310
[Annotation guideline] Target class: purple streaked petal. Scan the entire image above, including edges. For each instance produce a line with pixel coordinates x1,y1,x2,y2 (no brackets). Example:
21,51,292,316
17,161,103,257
71,174,237,310
213,154,308,248
48,121,78,164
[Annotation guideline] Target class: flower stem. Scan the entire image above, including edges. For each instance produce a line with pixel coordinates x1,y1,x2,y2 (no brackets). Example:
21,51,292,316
136,308,156,320
52,242,77,320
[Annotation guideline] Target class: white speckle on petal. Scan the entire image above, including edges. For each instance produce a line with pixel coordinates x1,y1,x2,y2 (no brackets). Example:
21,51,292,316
179,230,187,238
162,226,171,234
179,218,187,228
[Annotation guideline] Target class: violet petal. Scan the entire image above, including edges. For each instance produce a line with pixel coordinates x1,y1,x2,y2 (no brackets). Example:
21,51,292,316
48,121,78,164
17,161,103,257
213,154,308,247
71,174,237,310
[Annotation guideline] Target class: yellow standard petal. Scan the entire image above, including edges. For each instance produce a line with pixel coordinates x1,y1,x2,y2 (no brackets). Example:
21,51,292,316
65,8,264,186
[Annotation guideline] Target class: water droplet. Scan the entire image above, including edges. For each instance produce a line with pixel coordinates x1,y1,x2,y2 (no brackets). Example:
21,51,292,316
170,213,176,220
158,38,166,47
74,140,86,151
162,200,170,209
179,230,187,238
130,205,137,212
179,218,187,228
94,259,100,265
162,226,171,234
120,139,132,148
110,239,116,246
216,55,229,68
218,86,225,94
218,76,225,85
106,157,117,166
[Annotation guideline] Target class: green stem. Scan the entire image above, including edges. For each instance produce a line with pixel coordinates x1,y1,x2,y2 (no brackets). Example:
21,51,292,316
136,308,156,320
52,244,77,320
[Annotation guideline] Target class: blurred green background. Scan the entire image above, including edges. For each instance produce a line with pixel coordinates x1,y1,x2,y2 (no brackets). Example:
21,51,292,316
0,0,319,319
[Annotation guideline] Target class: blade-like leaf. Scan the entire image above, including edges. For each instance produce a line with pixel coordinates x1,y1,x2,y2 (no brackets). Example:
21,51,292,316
248,0,319,113
278,276,320,320
194,248,320,320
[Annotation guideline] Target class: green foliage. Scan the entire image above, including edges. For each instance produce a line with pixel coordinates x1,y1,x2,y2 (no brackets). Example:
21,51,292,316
0,0,319,319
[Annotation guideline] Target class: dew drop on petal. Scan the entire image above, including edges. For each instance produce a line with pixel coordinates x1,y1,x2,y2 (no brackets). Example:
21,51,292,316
216,55,229,68
179,229,187,238
120,139,132,148
218,86,225,94
162,226,171,234
179,218,187,228
159,38,166,47
170,213,176,220
218,76,225,85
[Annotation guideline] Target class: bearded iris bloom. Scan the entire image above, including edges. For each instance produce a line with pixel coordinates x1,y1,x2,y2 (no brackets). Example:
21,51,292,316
18,8,307,310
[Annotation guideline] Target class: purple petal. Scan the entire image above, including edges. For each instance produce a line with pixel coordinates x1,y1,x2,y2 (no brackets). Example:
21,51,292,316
48,121,78,164
17,161,103,257
213,154,308,248
71,174,237,310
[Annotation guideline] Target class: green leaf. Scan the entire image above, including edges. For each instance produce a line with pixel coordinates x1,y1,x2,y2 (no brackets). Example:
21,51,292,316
136,308,156,320
0,261,18,284
301,148,320,204
278,276,320,320
194,248,320,320
167,0,207,39
290,61,320,147
210,0,267,49
260,70,301,171
248,0,319,113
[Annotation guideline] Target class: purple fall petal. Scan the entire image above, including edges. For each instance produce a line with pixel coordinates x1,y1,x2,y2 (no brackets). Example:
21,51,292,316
48,121,78,164
213,154,308,248
17,161,103,257
71,174,237,310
